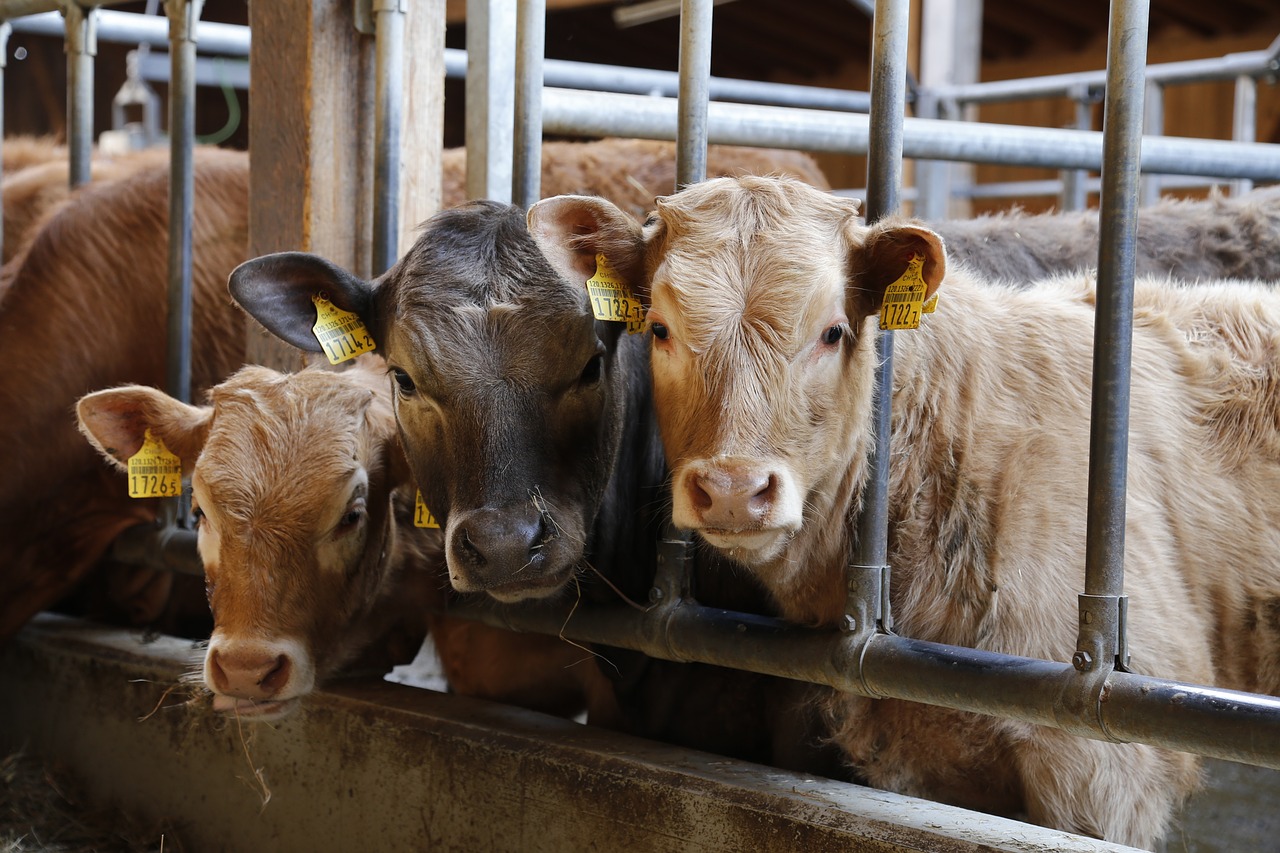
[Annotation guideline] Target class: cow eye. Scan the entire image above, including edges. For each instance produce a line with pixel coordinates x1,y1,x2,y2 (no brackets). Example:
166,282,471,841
650,322,669,341
822,324,845,346
337,500,367,534
391,368,416,396
580,353,603,385
191,505,204,529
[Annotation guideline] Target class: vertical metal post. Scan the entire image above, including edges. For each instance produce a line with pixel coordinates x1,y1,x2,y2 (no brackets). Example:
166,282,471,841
0,20,10,261
372,0,405,274
912,90,946,220
675,0,712,189
465,0,515,203
512,0,545,210
1231,75,1256,197
1060,85,1092,212
850,0,910,634
164,0,200,407
1138,79,1161,206
1077,0,1149,675
62,1,95,187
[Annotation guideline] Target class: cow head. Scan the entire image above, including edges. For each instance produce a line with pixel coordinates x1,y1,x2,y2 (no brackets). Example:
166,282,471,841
529,177,945,585
230,201,646,602
77,359,413,720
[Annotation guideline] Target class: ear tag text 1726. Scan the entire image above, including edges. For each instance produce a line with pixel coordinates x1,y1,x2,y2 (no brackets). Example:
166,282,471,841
880,253,928,331
312,294,376,364
414,490,441,529
127,429,182,499
587,254,646,335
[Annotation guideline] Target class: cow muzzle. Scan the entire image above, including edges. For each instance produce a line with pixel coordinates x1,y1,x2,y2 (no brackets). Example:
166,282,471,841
445,503,571,600
673,457,799,562
204,634,313,720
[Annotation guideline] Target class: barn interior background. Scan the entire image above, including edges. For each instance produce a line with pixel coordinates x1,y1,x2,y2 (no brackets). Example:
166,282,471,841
1,0,1279,851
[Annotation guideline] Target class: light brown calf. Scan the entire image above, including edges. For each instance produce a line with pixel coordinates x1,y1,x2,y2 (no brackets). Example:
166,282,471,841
78,359,599,720
529,175,1280,849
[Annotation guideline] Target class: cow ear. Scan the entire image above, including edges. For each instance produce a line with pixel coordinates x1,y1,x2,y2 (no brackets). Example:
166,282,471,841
229,252,377,353
77,386,212,476
845,218,947,319
526,195,648,301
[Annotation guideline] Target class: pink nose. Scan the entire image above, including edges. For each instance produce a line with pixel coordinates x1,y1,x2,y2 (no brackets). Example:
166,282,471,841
687,464,778,528
207,647,292,700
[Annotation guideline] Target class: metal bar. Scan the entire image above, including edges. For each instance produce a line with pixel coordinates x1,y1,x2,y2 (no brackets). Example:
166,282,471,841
371,0,405,275
0,20,9,260
464,0,515,203
539,88,1280,181
1140,81,1163,205
1231,75,1257,197
163,0,197,407
675,0,712,189
62,2,95,187
137,51,246,90
850,0,910,633
0,0,133,17
10,9,248,55
938,33,1280,105
1060,86,1093,212
442,595,1280,769
1078,0,1150,680
444,48,874,112
512,0,544,210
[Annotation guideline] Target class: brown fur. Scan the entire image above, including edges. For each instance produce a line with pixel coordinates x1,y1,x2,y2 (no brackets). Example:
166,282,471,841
77,359,599,719
0,147,250,640
527,175,1280,849
441,138,829,219
932,183,1280,284
2,135,66,174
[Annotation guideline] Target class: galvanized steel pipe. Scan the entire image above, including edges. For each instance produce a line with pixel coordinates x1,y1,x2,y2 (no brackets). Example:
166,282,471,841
443,595,1280,769
163,0,197,407
1078,0,1150,682
372,0,405,275
465,0,515,203
540,88,1280,180
512,0,545,210
675,0,712,188
62,1,95,187
10,8,247,54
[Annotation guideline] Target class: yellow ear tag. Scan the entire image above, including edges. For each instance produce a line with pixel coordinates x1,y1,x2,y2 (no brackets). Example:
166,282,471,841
586,254,646,335
312,293,376,365
922,293,940,314
879,253,928,331
414,490,440,529
127,429,182,499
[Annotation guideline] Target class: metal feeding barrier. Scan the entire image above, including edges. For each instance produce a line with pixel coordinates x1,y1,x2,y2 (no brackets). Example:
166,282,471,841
3,0,1280,799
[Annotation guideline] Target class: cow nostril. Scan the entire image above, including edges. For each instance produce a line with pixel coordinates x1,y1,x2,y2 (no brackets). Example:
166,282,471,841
259,655,291,694
458,528,485,566
208,649,228,691
688,475,713,511
749,474,778,510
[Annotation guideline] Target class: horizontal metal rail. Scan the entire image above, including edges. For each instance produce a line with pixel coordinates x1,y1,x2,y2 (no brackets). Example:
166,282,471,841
8,8,248,54
444,594,1280,770
935,33,1280,106
0,0,138,19
541,87,1280,180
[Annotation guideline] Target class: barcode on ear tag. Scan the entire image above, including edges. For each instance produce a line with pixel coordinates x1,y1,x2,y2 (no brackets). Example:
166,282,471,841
312,294,376,364
127,429,182,499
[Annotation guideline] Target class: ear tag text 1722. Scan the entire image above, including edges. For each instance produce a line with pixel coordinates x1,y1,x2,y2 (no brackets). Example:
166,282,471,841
312,294,376,364
587,254,646,335
127,429,182,499
880,253,928,331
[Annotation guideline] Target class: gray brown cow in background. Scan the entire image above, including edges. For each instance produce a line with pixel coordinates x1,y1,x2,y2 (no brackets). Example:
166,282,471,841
527,174,1280,848
931,183,1280,283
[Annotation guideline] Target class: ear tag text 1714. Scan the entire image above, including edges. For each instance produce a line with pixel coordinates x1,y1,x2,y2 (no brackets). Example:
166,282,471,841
587,254,646,335
127,429,182,499
312,294,376,364
879,253,928,331
414,490,441,529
